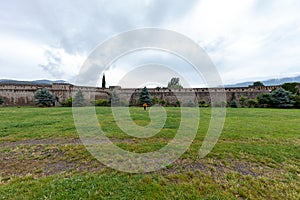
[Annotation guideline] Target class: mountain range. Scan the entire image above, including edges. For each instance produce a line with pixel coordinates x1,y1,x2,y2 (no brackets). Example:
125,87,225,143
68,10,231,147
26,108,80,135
0,79,67,85
225,76,300,87
1,75,300,87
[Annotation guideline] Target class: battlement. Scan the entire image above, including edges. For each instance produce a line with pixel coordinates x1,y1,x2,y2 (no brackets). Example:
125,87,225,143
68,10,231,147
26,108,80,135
0,82,296,107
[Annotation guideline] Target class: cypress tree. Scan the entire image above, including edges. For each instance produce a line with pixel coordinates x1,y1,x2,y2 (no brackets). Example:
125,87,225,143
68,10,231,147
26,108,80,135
102,74,106,88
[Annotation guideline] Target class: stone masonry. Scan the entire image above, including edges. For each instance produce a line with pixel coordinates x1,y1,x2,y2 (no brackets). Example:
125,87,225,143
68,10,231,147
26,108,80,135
0,82,289,107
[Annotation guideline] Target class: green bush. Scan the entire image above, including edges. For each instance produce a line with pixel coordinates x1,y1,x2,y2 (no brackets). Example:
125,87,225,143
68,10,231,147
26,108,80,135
257,93,273,107
61,97,73,107
151,97,160,105
175,100,181,107
239,95,247,107
230,100,238,108
247,99,258,108
160,100,170,107
198,100,208,107
93,99,108,106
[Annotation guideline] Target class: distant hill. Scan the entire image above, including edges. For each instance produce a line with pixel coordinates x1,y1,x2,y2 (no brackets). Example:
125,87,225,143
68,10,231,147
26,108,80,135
226,75,300,87
0,79,67,85
1,76,300,88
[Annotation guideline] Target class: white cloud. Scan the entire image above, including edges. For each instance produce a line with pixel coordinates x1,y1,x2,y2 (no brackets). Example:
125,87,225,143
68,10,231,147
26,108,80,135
0,0,300,86
167,0,300,84
39,46,86,81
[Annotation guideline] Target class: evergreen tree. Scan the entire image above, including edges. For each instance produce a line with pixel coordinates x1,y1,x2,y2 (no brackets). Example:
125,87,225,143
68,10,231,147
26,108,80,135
34,88,55,107
110,90,120,106
102,74,106,88
73,90,86,107
187,100,195,107
257,88,295,108
139,87,152,106
271,88,295,108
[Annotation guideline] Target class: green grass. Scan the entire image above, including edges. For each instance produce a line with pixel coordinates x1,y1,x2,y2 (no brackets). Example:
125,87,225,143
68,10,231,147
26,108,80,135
0,107,299,199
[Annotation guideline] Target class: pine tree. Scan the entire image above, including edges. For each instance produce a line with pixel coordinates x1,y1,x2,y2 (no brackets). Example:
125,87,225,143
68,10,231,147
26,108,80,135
73,90,86,107
139,87,152,106
271,88,295,108
34,88,55,107
102,74,106,88
110,90,120,106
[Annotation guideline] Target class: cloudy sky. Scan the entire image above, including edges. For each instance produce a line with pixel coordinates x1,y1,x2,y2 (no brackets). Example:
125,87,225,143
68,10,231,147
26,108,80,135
1,0,300,87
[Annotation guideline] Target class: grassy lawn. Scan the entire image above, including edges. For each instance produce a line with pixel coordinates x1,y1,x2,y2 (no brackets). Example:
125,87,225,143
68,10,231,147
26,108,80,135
0,107,299,199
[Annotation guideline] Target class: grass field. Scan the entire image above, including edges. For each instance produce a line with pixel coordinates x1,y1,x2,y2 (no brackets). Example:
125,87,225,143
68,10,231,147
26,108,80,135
0,107,299,199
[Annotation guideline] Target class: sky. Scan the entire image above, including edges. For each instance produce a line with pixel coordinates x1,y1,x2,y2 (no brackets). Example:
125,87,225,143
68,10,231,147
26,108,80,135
1,0,300,87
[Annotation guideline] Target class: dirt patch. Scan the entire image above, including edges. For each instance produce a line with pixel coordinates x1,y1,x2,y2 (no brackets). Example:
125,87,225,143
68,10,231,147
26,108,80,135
0,138,287,181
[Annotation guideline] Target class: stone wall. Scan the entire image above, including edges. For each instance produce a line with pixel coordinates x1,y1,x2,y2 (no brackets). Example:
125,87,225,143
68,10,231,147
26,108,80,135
0,82,293,107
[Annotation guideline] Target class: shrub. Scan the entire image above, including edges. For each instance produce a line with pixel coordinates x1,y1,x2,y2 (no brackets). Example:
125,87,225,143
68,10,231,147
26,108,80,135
239,95,247,107
247,99,258,108
92,99,108,106
175,100,181,107
257,93,273,107
294,95,300,108
160,100,169,107
230,100,238,108
151,97,160,105
0,97,4,105
61,97,73,107
198,100,208,107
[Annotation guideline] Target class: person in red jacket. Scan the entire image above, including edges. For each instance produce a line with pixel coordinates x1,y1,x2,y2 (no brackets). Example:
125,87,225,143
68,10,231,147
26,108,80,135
143,103,147,111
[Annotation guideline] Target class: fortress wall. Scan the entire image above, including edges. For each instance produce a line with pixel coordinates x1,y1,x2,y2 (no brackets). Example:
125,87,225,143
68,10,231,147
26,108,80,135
0,84,52,106
0,83,284,106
